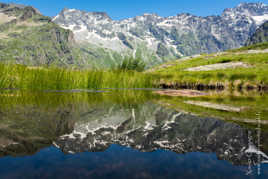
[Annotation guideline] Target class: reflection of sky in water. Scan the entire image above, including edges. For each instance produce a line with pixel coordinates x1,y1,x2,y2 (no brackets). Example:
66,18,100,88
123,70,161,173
0,145,267,179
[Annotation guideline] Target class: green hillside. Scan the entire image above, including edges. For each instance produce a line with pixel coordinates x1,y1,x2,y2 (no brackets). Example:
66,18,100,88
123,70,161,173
0,3,87,67
150,43,268,90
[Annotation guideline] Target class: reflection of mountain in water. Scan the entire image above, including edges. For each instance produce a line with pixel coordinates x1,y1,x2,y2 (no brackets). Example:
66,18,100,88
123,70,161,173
0,90,154,157
0,105,76,157
55,103,268,166
1,95,268,167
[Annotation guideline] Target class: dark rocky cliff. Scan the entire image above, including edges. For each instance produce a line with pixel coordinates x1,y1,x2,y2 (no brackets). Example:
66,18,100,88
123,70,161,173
246,21,268,45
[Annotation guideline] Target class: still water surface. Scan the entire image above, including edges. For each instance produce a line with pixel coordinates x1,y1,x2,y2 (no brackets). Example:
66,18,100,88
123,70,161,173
0,89,267,179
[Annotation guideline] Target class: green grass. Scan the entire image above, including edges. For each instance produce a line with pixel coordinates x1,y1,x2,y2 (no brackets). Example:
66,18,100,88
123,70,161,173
228,42,268,52
151,51,268,89
1,51,268,90
0,63,159,90
114,56,146,72
1,41,268,91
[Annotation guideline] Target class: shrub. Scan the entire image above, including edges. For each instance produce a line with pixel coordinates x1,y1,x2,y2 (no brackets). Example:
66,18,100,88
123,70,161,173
116,57,146,72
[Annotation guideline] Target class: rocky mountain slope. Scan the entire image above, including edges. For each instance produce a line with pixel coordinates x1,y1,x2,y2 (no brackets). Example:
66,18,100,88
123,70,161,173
53,3,268,67
0,3,86,67
246,21,268,45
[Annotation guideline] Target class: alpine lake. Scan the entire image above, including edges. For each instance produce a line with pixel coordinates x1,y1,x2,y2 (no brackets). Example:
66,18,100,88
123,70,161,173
0,89,268,179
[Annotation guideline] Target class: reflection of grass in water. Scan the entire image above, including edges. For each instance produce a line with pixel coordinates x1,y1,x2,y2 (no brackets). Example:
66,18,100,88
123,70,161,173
157,92,268,121
0,63,158,90
0,90,157,109
0,90,157,140
1,90,266,121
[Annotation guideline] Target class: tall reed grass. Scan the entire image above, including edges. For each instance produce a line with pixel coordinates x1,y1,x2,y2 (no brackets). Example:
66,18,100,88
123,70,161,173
0,63,159,90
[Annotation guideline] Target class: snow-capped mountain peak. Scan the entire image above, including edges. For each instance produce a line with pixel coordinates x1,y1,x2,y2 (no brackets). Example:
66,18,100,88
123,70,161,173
52,3,268,67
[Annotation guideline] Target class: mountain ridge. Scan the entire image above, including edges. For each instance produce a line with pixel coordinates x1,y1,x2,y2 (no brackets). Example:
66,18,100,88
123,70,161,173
52,2,268,67
0,2,95,67
53,2,268,21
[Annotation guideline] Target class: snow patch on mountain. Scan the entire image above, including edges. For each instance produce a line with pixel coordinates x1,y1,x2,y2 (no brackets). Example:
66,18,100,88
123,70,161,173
252,14,268,25
52,3,268,64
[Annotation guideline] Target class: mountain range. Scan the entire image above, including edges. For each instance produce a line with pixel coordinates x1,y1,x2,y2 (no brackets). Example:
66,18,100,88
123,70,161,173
52,2,268,67
0,2,268,68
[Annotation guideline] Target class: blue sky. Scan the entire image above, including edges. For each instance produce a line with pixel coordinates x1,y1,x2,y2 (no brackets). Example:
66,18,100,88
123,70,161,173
1,0,266,20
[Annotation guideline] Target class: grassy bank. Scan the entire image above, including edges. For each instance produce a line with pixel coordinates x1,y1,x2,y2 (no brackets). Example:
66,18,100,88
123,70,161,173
150,43,268,90
228,42,268,52
0,63,158,90
1,43,268,91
